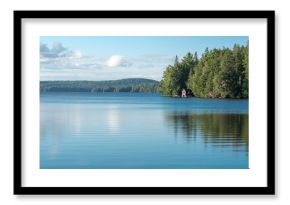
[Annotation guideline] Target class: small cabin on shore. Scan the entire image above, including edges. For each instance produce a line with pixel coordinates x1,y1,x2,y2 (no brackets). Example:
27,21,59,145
180,88,194,98
181,89,187,98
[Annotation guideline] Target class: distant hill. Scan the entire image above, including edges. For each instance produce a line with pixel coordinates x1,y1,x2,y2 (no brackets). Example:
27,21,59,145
40,78,160,93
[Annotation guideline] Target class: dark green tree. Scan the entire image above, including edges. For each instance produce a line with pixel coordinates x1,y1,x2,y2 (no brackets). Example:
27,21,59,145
160,44,248,99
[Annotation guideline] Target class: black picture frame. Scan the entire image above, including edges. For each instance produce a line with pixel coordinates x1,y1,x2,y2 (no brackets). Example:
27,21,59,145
14,10,275,195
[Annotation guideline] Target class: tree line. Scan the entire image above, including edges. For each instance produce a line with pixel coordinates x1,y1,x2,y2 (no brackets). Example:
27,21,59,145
159,43,249,98
40,78,159,93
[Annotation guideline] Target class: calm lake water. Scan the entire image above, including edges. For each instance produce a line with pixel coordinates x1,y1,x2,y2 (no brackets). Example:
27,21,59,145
40,92,248,169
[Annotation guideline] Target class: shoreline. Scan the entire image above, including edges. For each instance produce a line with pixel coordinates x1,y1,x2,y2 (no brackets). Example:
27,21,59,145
40,91,248,100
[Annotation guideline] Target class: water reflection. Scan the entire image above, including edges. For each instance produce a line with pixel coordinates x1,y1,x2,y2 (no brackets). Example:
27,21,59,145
107,107,121,133
164,111,248,151
40,93,249,168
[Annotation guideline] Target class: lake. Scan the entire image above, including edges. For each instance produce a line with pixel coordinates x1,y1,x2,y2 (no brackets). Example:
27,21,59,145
40,92,248,169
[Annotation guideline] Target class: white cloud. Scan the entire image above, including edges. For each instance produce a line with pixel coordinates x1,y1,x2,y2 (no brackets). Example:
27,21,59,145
106,55,132,68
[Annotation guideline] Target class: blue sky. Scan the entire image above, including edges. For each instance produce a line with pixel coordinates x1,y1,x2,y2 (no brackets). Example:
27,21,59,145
40,36,248,81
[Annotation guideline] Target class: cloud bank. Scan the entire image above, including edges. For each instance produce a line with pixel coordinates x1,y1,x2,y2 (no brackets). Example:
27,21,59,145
40,41,174,81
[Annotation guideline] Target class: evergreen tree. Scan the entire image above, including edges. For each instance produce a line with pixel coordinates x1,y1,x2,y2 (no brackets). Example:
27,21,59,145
160,44,249,99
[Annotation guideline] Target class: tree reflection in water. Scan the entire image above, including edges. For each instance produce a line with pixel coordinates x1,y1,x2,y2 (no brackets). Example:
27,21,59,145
164,111,248,152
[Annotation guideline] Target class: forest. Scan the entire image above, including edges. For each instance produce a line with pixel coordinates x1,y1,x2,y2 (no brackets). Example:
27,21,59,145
40,78,159,93
159,43,249,98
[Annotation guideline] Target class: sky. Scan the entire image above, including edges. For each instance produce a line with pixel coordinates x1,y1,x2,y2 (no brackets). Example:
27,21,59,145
40,36,248,81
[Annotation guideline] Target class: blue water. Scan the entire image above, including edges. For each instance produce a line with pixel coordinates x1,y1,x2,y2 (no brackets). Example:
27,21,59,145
40,92,249,169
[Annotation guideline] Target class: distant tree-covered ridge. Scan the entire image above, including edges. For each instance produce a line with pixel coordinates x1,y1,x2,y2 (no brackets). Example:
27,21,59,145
160,43,249,98
40,78,160,93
